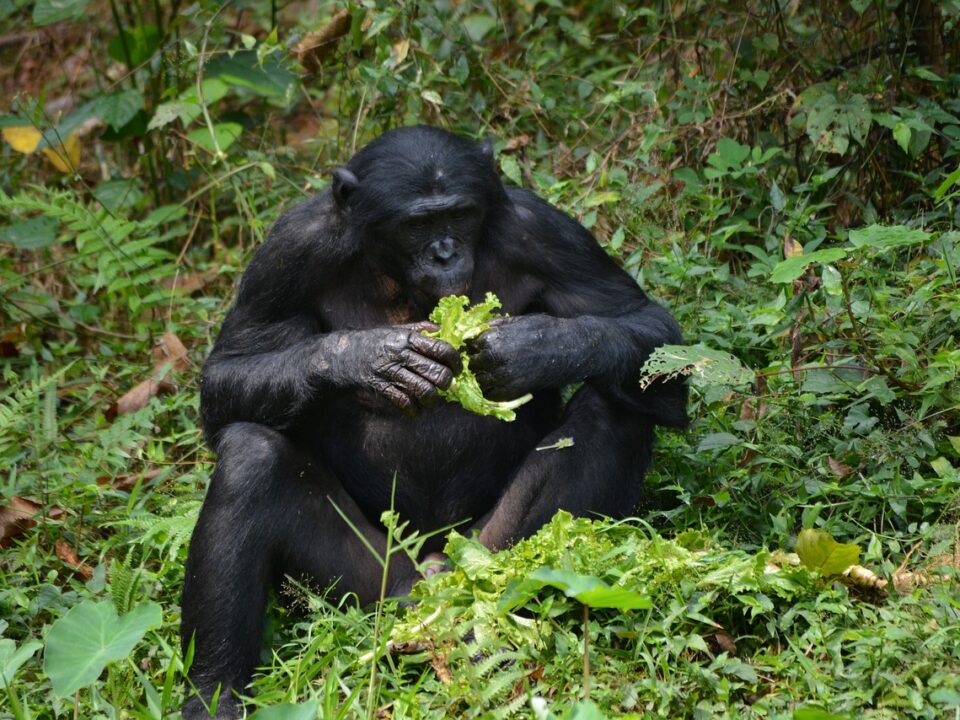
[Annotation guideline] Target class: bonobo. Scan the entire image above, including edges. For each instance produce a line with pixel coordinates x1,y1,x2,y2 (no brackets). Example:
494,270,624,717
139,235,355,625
181,126,687,718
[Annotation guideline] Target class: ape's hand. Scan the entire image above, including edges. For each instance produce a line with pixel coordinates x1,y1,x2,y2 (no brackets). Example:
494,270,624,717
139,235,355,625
311,323,461,411
467,314,581,400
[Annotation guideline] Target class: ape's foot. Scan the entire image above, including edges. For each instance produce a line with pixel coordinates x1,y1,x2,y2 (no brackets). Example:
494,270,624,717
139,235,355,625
421,551,451,578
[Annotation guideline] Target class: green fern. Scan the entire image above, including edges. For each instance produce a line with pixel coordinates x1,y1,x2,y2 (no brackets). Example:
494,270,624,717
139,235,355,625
109,554,142,614
111,501,201,561
0,363,74,449
0,187,176,308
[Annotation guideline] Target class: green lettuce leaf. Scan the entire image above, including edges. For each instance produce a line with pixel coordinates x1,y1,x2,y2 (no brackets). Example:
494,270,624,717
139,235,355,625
424,293,533,421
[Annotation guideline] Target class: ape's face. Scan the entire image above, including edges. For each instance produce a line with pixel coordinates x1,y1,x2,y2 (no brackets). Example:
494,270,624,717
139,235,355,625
379,197,482,308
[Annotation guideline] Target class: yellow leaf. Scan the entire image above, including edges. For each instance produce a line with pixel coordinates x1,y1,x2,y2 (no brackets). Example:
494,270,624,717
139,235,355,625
783,234,803,259
2,126,43,154
391,38,410,67
41,133,81,173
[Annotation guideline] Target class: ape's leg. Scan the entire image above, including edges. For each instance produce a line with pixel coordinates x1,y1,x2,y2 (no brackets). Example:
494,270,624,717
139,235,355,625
478,385,654,550
181,422,416,720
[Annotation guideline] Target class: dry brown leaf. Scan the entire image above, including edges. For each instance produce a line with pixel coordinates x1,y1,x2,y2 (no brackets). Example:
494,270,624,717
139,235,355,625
891,570,951,593
153,332,189,372
783,234,803,259
55,538,94,581
0,496,65,548
712,630,738,655
106,378,177,420
160,271,213,295
391,38,410,67
503,134,531,152
430,652,452,685
827,456,853,478
108,333,188,421
296,9,352,73
96,468,163,492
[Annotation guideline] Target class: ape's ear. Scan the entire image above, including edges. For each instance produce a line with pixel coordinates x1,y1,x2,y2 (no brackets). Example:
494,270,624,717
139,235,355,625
332,168,358,207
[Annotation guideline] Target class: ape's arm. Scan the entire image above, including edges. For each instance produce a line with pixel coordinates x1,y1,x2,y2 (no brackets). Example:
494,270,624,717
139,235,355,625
471,189,688,427
199,196,459,445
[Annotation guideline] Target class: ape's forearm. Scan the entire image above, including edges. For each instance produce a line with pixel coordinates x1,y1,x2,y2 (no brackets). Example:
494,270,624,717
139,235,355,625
577,305,687,425
200,324,460,442
199,337,325,442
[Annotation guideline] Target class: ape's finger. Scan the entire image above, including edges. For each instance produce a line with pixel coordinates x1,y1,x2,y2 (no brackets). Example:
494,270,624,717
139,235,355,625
400,349,454,390
409,333,462,374
380,382,415,412
383,364,440,408
409,320,440,333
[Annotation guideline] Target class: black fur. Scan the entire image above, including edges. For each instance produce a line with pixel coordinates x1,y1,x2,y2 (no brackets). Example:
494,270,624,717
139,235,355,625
181,126,687,719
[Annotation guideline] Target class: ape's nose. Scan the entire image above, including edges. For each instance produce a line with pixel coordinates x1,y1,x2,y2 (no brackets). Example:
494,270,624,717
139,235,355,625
431,237,458,264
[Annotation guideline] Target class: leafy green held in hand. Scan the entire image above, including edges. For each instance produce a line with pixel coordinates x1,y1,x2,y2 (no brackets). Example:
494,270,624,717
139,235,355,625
424,292,533,421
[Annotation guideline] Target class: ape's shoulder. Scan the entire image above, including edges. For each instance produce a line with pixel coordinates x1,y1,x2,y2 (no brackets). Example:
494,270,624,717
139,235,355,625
235,191,356,310
257,192,355,265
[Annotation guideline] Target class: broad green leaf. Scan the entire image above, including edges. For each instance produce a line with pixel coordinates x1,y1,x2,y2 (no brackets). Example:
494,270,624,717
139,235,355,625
640,344,754,390
795,529,860,576
43,600,162,696
92,178,144,212
697,432,741,452
707,138,750,170
847,224,929,250
794,709,849,720
893,122,911,154
500,566,651,612
249,701,320,720
95,90,145,131
421,89,443,106
769,181,786,211
0,216,60,249
186,123,244,154
33,0,89,25
769,248,848,283
108,24,161,67
566,701,608,720
206,51,297,101
149,79,230,131
500,155,522,185
0,638,42,684
801,91,871,155
463,14,497,41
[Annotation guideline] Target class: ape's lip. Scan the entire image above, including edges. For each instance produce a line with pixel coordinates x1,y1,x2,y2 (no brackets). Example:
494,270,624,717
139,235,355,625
413,283,472,314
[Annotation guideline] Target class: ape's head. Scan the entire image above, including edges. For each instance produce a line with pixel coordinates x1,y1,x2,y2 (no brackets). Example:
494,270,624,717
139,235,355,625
331,126,505,309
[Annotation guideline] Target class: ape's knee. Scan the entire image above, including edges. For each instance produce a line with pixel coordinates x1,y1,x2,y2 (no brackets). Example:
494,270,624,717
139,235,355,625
211,422,298,498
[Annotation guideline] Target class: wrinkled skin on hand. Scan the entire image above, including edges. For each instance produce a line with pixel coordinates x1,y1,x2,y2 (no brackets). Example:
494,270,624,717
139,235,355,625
312,322,462,412
467,314,586,401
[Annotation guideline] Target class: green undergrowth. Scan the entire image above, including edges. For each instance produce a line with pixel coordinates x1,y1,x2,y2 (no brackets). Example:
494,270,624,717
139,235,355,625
251,513,960,719
1,0,960,718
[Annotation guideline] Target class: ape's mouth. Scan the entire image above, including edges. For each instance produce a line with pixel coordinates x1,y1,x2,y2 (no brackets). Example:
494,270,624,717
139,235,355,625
412,280,471,314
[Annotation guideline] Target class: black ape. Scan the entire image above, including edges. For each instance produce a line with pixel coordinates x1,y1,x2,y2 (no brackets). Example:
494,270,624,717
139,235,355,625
181,126,686,718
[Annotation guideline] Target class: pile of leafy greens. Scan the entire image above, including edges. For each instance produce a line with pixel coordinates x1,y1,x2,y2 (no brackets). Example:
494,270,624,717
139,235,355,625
424,292,533,421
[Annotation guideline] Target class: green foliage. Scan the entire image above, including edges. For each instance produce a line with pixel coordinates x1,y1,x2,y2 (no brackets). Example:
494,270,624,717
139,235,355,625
425,293,533,420
795,529,861,576
1,0,959,717
43,600,162,696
